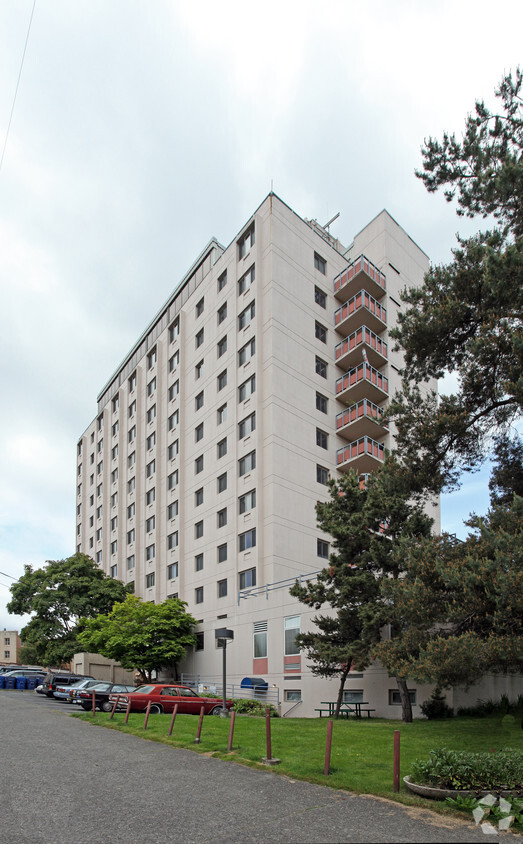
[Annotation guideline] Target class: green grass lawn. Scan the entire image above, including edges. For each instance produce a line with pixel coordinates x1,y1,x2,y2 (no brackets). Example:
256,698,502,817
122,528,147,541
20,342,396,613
74,709,523,808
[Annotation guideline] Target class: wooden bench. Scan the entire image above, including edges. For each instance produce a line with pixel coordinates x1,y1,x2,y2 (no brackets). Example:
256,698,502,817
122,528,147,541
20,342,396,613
315,707,376,718
359,708,376,718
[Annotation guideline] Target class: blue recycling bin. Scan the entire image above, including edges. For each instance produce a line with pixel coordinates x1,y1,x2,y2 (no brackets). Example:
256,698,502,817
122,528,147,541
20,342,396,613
16,677,27,690
26,677,39,691
5,677,16,689
0,676,5,689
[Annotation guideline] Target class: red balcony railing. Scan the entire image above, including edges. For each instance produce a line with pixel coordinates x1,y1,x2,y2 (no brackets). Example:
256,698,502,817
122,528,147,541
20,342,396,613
333,255,386,303
336,436,385,473
334,326,387,371
336,398,388,441
334,290,386,337
335,363,388,405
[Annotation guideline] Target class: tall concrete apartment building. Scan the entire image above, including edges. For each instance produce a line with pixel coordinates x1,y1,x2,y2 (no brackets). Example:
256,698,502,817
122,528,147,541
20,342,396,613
76,194,438,717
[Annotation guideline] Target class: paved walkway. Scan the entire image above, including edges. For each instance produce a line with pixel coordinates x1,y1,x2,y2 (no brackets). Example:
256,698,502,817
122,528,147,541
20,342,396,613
0,691,499,843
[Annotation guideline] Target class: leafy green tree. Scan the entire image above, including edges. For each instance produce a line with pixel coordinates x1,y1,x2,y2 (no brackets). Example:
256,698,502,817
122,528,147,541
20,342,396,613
290,459,432,721
489,434,523,506
77,594,197,683
375,496,523,689
389,69,523,496
7,553,127,666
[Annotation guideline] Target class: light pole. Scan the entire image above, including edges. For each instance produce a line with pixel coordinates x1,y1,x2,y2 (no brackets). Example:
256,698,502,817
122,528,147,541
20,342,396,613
215,627,234,717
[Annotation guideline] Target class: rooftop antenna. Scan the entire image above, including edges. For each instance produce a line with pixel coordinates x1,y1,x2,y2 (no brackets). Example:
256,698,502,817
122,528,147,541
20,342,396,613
323,212,340,232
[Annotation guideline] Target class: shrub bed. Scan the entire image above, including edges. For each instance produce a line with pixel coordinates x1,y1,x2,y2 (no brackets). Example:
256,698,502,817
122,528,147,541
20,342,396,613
232,698,279,717
410,747,523,790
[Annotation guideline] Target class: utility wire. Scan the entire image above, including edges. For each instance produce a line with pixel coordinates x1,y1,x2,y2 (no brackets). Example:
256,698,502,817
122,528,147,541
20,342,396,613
0,571,17,579
0,0,37,173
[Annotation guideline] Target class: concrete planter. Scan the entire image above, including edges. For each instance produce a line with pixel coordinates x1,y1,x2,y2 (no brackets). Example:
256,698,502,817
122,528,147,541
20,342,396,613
403,776,523,801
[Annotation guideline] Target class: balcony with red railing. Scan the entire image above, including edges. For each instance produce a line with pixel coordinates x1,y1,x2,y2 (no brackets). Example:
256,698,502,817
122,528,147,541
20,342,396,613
335,362,388,405
334,290,386,337
336,398,388,441
336,436,386,474
333,254,386,303
334,325,388,371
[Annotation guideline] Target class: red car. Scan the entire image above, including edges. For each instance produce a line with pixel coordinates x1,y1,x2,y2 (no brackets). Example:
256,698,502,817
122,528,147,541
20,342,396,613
109,684,234,715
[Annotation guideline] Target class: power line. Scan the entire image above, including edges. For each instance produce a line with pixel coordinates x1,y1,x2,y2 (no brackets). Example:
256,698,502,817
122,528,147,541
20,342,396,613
0,571,17,579
0,0,37,173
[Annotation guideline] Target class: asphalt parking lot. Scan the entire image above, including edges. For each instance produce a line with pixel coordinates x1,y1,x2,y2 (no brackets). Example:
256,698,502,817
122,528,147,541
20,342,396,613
1,690,498,843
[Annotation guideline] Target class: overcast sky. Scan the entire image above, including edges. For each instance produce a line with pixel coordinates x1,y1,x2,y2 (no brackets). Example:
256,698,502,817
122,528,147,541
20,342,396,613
0,0,521,634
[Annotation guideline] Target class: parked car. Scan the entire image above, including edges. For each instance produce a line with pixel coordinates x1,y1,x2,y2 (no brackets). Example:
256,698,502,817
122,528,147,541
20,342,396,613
67,678,104,704
109,684,234,715
78,682,136,712
2,669,46,679
0,665,44,674
41,672,94,698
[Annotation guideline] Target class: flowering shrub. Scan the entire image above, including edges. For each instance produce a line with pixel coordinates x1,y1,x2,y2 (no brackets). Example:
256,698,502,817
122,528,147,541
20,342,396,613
410,747,523,790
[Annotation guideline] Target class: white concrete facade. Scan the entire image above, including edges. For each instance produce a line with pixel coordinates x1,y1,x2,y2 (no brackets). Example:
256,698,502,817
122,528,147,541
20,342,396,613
76,194,440,717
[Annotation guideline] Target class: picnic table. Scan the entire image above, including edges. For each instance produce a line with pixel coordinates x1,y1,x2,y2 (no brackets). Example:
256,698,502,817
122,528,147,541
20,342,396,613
315,701,375,718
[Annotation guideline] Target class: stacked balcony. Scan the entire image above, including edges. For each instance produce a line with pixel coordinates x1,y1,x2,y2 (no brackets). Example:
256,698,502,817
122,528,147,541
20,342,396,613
333,257,388,477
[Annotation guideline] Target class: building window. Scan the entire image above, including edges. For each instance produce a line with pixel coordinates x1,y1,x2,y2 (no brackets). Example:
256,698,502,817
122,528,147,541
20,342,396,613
195,553,204,572
96,551,102,563
168,410,179,431
239,489,256,514
128,371,137,391
238,411,256,439
146,515,155,533
147,347,157,369
128,452,136,469
218,302,227,324
196,297,204,317
168,380,179,401
195,521,203,539
217,370,227,391
218,270,227,291
168,531,178,550
195,587,204,604
316,428,328,449
315,321,327,343
97,461,103,475
146,544,155,561
195,455,204,474
195,391,204,410
195,423,204,443
111,445,118,460
238,224,254,259
317,465,329,485
111,516,118,531
110,564,117,578
284,615,300,656
217,438,227,459
146,488,155,506
168,440,179,460
168,470,178,489
128,426,136,443
389,689,417,705
110,541,117,555
195,631,204,650
147,377,156,397
217,472,227,493
111,468,119,484
239,528,256,551
217,543,227,563
217,579,228,598
127,528,135,544
127,555,135,570
343,690,364,704
314,286,327,308
239,450,256,476
217,404,227,424
314,252,326,274
167,562,178,580
253,620,267,657
112,420,119,436
238,337,255,366
317,538,329,559
146,404,156,423
217,508,227,528
284,690,302,702
195,488,204,506
238,374,255,402
169,350,179,372
146,459,156,478
315,356,327,378
146,432,156,450
167,501,178,520
238,264,255,294
316,392,328,414
239,567,256,588
169,317,179,342
195,328,204,348
96,505,103,519
128,502,136,518
128,477,135,493
195,360,204,380
96,528,102,541
217,335,227,358
239,301,255,330
146,572,155,588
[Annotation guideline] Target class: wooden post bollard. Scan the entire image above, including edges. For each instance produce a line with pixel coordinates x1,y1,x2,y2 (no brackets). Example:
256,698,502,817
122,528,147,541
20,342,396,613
168,703,178,737
393,730,400,792
227,709,236,752
109,695,120,719
143,700,152,730
195,705,205,743
91,690,96,716
266,707,272,760
124,698,131,725
324,719,333,775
